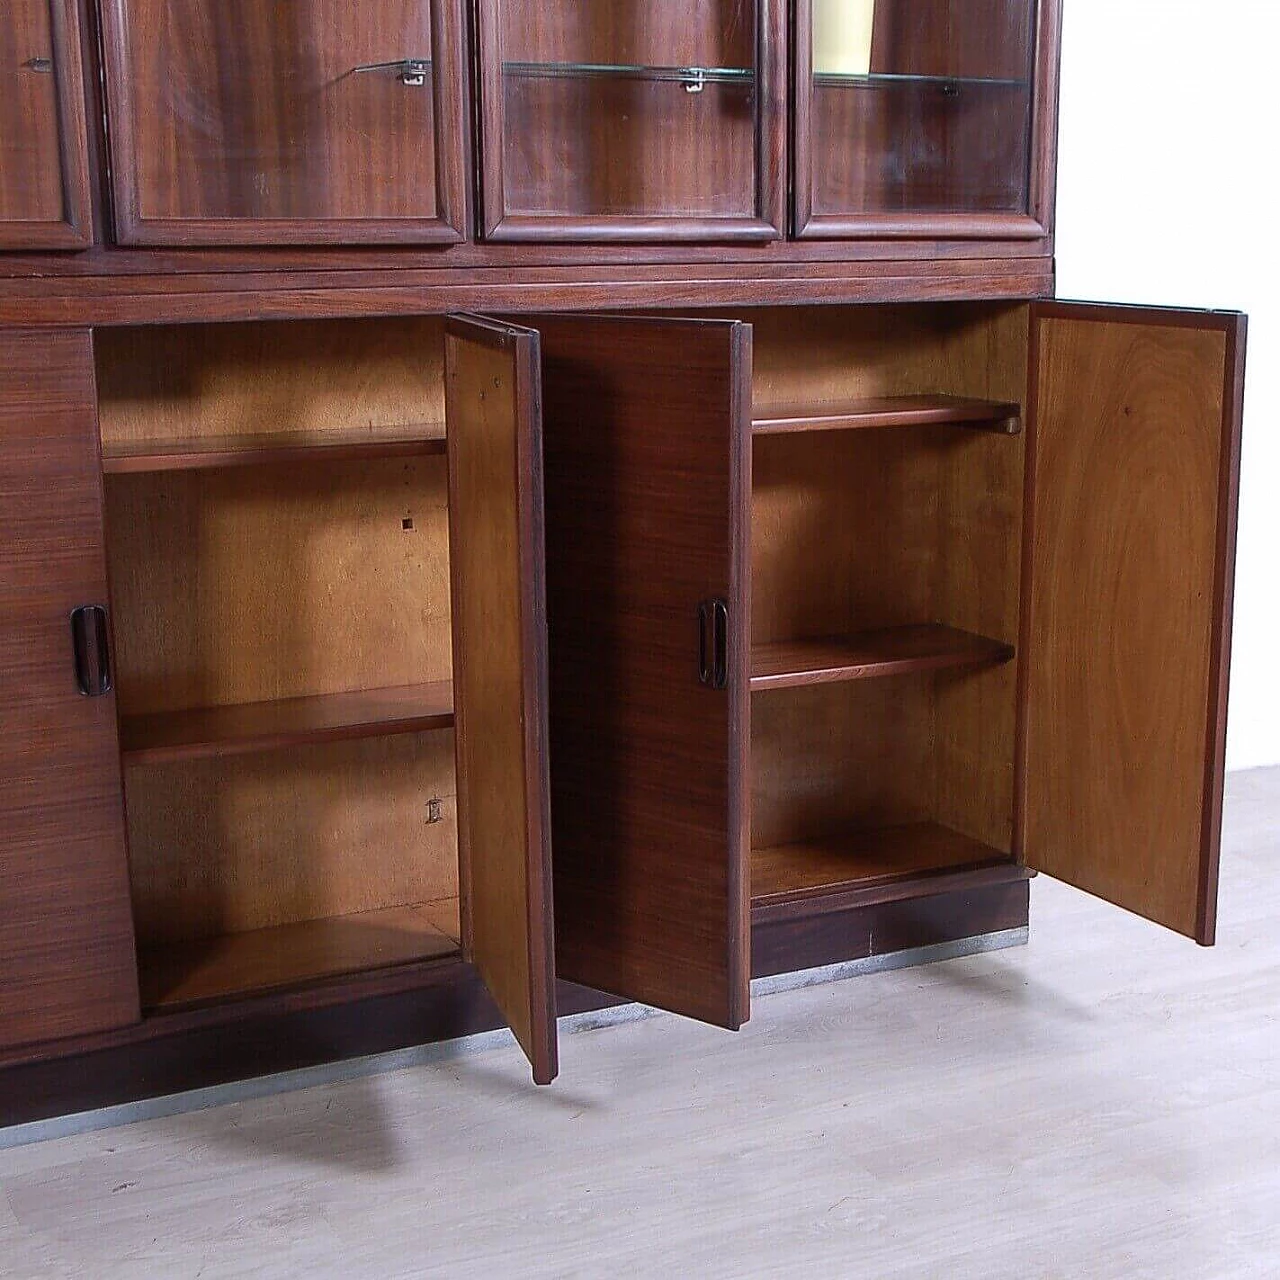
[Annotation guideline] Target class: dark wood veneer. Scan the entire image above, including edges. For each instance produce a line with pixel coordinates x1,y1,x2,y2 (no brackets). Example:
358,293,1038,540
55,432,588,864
537,314,753,1030
0,329,139,1050
753,393,1021,435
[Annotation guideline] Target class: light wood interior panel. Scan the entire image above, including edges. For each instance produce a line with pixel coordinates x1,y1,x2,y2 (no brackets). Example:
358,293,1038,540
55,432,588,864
103,453,451,716
125,730,459,948
445,317,556,1084
95,319,447,450
741,303,1028,859
1023,310,1238,942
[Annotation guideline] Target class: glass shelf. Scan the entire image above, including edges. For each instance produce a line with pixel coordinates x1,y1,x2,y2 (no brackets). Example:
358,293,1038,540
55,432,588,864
502,61,755,90
814,71,1028,89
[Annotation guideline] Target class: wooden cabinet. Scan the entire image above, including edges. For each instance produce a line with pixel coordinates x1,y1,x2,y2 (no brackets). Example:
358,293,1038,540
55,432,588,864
0,2,1249,1122
0,0,93,248
99,0,471,245
0,330,138,1050
473,0,787,241
793,0,1054,238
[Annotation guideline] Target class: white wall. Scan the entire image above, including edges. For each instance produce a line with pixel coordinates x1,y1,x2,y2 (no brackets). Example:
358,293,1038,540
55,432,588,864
1054,1,1280,769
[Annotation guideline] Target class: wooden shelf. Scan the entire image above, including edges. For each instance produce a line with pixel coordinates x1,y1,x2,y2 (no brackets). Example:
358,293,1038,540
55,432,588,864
751,624,1014,692
752,394,1021,437
139,900,462,1012
752,823,1012,908
121,681,455,765
101,425,447,474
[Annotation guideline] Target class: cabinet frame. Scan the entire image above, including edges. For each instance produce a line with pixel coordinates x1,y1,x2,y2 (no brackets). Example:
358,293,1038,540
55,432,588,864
98,0,473,247
792,0,1061,241
0,0,94,250
474,0,788,243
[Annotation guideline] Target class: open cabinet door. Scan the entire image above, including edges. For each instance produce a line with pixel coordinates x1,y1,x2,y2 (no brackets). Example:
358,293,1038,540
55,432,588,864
445,316,557,1084
534,315,752,1029
1018,302,1247,944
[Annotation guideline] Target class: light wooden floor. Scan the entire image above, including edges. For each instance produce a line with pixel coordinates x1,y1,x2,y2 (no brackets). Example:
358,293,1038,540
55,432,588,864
3,767,1279,1280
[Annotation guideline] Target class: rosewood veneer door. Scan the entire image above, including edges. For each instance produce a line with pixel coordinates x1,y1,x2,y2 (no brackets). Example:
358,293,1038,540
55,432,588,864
0,0,93,248
100,0,470,246
474,0,786,242
1017,303,1247,945
536,315,752,1028
445,316,557,1085
0,330,139,1050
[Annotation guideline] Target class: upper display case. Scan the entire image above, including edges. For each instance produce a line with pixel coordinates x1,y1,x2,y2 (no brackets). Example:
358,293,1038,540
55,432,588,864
99,0,471,245
794,0,1054,239
474,0,787,242
0,0,93,249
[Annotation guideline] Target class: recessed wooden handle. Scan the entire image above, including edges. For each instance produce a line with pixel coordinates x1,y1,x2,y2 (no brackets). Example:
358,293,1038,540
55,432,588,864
698,598,730,690
70,605,113,697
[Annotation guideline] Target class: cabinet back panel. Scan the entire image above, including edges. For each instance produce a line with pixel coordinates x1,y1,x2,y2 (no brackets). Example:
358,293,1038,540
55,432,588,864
95,319,447,448
125,730,458,946
751,680,935,850
104,454,451,715
744,303,1028,854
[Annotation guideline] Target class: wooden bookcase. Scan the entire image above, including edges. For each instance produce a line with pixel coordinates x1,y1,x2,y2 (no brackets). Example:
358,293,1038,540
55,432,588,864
0,0,1248,1122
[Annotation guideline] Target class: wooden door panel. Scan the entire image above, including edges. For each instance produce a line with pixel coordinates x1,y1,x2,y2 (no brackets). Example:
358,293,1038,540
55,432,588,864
0,0,93,248
1018,303,1246,943
445,315,557,1085
101,0,470,245
0,329,139,1049
536,314,752,1028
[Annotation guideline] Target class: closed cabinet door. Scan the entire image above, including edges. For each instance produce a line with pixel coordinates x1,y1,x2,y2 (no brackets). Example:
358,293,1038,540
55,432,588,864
1018,302,1247,944
793,0,1054,240
100,0,471,245
474,0,787,242
0,329,140,1050
0,0,93,249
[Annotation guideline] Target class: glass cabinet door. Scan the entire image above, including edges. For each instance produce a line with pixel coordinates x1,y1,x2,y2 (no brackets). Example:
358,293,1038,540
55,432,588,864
475,0,786,242
0,0,93,249
99,0,470,245
794,0,1047,239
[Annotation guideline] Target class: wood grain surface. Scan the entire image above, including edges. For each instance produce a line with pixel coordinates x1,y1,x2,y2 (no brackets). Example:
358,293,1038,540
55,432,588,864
747,303,1026,857
751,821,1010,907
0,0,93,248
750,624,1013,691
1018,304,1245,942
537,313,752,1030
124,730,460,949
120,681,454,764
103,453,452,716
95,319,449,452
445,315,557,1085
753,392,1020,435
100,0,471,244
476,0,786,239
138,900,461,1012
0,328,139,1049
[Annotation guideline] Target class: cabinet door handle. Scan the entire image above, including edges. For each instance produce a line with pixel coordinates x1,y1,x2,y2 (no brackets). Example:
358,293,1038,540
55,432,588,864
70,605,113,697
698,598,730,691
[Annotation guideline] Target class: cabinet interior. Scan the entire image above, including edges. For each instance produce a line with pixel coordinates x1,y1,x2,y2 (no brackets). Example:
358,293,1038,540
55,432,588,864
95,319,463,1012
93,303,1029,1011
737,302,1029,905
